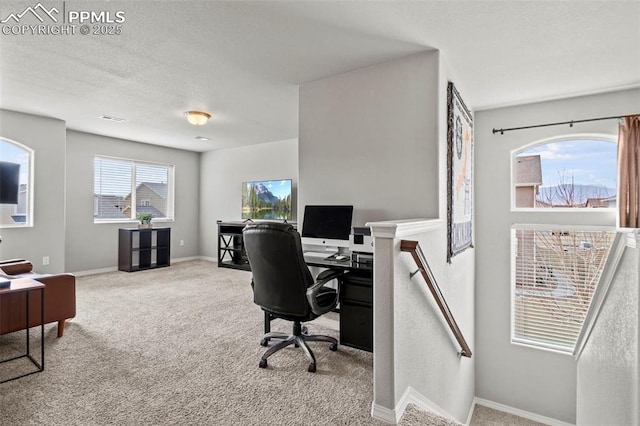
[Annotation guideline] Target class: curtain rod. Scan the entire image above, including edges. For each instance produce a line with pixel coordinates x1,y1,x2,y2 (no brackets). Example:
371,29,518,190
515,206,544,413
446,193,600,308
492,114,638,135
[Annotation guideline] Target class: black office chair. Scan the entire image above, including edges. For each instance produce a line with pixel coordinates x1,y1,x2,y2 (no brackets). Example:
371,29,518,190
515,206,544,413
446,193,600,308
243,222,346,372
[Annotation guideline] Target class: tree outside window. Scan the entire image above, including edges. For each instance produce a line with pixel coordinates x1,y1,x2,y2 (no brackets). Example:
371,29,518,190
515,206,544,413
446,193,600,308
513,138,617,209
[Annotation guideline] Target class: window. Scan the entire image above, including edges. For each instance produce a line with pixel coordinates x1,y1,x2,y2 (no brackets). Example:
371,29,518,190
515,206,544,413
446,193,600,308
512,226,616,353
512,138,617,209
94,156,174,222
0,138,33,227
510,135,617,353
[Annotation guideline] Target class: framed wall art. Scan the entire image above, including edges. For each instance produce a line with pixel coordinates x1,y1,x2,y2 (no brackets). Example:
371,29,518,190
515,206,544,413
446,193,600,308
447,81,474,262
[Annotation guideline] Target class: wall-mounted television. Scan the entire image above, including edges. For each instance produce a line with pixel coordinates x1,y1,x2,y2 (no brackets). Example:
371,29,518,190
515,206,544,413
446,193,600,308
0,161,20,205
242,179,292,220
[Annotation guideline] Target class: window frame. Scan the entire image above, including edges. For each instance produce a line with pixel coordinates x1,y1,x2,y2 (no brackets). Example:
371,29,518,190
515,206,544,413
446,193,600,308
510,223,617,355
0,137,34,228
510,133,617,212
509,133,618,354
93,155,175,224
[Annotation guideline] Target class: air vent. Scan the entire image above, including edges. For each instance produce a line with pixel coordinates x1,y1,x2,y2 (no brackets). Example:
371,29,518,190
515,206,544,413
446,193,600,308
99,115,126,122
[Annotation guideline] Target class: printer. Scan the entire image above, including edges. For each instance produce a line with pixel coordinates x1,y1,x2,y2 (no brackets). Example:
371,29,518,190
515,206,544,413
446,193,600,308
349,226,374,263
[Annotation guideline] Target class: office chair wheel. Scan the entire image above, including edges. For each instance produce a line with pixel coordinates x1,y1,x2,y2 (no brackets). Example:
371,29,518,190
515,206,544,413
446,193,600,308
259,359,268,369
260,338,269,347
308,363,316,373
329,343,338,351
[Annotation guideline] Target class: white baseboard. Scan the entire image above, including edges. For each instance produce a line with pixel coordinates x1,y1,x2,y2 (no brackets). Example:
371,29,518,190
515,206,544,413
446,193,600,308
370,402,398,424
473,398,575,426
172,256,214,263
73,266,118,276
371,386,457,424
72,256,217,276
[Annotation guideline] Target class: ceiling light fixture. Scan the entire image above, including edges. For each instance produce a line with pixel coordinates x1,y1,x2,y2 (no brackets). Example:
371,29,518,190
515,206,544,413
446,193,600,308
195,136,211,141
185,111,211,126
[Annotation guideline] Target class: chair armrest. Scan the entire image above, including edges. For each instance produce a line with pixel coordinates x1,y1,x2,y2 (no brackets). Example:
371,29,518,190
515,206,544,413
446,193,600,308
0,260,33,275
0,258,27,265
34,273,77,321
306,269,347,315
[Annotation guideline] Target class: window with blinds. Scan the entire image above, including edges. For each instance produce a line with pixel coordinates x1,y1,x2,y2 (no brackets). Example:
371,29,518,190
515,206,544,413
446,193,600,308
94,156,174,222
511,226,616,353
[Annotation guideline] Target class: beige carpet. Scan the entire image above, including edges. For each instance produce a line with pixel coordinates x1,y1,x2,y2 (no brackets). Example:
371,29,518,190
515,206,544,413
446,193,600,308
1,260,463,426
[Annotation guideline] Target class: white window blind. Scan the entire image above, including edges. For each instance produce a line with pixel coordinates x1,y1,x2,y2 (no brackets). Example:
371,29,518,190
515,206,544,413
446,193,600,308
511,227,616,353
94,156,174,222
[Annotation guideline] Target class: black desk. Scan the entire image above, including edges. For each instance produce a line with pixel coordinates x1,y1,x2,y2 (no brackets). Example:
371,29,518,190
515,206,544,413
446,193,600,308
305,255,373,352
251,250,373,352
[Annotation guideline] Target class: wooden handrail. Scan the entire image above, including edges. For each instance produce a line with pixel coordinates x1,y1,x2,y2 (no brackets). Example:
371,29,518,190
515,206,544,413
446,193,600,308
400,240,472,358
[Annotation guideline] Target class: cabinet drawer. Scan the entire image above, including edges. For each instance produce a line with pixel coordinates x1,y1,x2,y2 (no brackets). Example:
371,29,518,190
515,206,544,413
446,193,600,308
219,225,243,234
340,303,373,352
341,282,372,304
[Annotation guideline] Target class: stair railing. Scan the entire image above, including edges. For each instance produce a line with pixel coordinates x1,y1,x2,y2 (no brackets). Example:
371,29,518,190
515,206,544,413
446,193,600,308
400,240,472,358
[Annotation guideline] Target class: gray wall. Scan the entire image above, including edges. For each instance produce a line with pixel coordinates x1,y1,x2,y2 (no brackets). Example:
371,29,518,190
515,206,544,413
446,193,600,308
0,109,67,273
0,111,200,273
298,51,440,227
199,138,298,259
65,131,201,273
577,242,639,426
474,88,640,423
300,51,475,422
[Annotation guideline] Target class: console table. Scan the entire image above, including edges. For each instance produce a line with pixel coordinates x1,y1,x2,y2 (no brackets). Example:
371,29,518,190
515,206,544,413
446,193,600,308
217,221,251,270
0,278,45,383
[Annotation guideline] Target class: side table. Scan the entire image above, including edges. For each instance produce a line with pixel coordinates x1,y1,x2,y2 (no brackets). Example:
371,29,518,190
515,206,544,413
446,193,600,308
0,278,45,383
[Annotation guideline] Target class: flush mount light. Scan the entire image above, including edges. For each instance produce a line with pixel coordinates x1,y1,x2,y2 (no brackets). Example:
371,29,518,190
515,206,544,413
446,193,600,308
100,115,126,122
185,111,211,126
195,136,211,141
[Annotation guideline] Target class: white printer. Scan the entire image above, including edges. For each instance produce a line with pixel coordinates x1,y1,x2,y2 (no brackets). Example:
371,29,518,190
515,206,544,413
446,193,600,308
349,226,374,263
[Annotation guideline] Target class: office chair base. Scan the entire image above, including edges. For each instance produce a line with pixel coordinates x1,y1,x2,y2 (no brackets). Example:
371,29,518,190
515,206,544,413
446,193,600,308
258,323,338,372
260,331,289,347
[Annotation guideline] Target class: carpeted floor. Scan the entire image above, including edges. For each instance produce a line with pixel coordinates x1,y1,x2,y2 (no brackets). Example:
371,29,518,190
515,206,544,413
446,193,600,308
1,260,544,426
1,260,463,426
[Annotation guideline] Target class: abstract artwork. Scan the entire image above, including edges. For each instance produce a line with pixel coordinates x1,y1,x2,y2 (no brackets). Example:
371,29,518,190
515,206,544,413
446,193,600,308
447,81,474,262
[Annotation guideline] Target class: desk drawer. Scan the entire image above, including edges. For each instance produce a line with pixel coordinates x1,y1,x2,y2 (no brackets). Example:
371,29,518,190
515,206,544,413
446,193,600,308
341,282,372,305
340,302,373,352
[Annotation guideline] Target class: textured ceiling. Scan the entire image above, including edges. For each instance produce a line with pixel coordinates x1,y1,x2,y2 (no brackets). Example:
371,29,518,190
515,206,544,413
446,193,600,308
1,1,639,152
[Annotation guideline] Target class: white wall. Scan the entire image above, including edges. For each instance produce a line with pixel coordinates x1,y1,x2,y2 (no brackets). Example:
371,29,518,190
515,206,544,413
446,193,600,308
300,51,475,423
65,131,201,272
0,109,67,273
474,88,640,423
298,51,440,228
577,239,639,426
199,138,298,258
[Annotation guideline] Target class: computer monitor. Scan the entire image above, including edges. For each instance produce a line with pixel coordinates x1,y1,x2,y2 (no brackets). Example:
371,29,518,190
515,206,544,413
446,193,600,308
301,205,353,249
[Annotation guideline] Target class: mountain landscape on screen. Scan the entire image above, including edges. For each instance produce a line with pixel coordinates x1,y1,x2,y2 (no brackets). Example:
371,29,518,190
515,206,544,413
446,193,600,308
242,180,292,220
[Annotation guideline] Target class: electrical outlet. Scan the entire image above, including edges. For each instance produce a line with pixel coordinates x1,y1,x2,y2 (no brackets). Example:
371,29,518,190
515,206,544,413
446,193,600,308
42,256,50,265
180,240,185,246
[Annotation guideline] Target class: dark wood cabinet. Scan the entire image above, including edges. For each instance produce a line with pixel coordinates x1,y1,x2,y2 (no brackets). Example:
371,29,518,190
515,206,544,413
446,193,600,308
118,227,170,272
217,221,250,270
339,270,373,352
